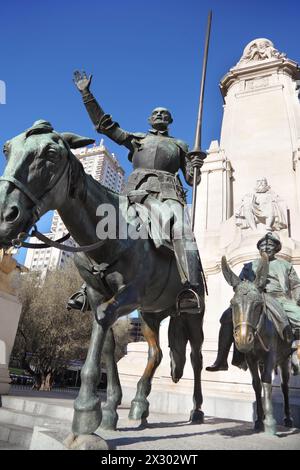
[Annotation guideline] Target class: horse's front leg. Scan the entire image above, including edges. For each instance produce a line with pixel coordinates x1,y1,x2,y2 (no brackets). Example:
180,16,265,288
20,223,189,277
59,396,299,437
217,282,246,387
100,328,122,430
129,312,167,423
185,314,205,424
246,355,264,431
64,287,116,450
279,357,293,427
95,282,139,324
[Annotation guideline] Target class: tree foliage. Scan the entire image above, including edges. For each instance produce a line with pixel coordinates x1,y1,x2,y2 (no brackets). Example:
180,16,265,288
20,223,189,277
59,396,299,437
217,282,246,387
11,261,134,390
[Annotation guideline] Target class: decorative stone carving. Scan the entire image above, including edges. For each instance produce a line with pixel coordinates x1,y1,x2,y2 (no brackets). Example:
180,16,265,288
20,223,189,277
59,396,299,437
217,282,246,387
236,38,286,68
235,177,287,232
0,248,19,295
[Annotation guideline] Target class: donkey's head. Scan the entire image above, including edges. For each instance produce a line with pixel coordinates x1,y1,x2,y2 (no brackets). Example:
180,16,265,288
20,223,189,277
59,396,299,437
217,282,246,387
221,253,269,353
0,120,94,248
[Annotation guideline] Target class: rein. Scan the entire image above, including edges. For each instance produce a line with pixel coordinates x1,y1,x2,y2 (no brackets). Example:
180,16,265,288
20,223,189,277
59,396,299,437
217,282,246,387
12,226,107,253
234,295,270,353
0,155,107,254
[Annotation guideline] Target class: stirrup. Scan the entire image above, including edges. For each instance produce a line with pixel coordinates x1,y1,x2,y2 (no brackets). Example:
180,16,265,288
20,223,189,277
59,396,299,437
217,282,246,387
176,287,202,315
67,289,89,312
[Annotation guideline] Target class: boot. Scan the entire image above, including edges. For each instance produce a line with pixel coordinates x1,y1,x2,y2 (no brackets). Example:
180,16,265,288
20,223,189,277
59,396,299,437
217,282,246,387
283,324,294,345
206,322,233,371
67,283,90,312
173,238,204,315
232,345,248,371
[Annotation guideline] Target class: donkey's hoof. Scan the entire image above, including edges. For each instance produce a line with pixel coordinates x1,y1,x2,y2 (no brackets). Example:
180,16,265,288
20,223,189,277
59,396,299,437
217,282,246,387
254,420,264,432
100,408,118,431
189,409,204,424
284,417,294,428
63,433,109,450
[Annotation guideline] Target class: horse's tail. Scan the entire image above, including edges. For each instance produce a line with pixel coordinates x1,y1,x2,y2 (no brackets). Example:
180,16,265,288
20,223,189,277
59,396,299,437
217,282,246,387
168,316,188,383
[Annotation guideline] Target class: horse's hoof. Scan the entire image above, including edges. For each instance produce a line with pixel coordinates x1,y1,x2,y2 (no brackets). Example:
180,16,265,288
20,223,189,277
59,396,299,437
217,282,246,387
129,399,149,422
189,409,204,424
64,433,109,450
284,417,294,428
264,419,276,435
100,408,118,431
254,420,264,432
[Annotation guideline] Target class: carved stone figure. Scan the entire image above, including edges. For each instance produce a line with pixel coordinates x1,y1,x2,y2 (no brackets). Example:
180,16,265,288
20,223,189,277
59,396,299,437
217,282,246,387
235,177,287,231
236,38,286,67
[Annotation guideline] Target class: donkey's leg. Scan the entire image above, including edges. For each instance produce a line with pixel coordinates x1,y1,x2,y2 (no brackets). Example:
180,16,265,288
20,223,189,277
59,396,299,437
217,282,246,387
261,355,277,435
129,312,167,423
279,358,293,427
247,356,264,431
185,314,205,424
100,328,122,430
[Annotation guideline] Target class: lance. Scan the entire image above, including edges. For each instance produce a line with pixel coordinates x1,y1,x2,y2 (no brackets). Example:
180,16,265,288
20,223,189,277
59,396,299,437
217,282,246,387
189,10,212,231
187,11,212,296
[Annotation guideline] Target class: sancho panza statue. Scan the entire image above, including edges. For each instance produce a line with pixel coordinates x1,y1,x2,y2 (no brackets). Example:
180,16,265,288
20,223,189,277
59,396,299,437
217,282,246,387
68,71,206,312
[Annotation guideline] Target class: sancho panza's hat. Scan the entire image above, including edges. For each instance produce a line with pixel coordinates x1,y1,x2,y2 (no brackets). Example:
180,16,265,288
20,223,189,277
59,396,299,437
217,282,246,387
256,232,282,253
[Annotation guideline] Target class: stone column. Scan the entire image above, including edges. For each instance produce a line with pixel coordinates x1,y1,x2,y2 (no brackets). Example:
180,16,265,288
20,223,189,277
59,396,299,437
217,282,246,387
0,251,22,395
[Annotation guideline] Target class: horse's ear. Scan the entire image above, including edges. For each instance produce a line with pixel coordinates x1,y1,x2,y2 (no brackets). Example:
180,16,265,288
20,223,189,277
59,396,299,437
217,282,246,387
254,252,269,291
221,256,240,288
61,132,95,149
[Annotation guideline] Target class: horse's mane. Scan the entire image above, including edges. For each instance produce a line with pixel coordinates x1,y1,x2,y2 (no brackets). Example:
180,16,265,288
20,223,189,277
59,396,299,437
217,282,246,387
68,150,121,206
24,120,121,206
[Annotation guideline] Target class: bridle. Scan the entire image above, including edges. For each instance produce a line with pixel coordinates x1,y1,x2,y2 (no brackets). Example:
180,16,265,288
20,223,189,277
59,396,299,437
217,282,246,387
0,151,107,254
0,160,70,224
233,293,269,352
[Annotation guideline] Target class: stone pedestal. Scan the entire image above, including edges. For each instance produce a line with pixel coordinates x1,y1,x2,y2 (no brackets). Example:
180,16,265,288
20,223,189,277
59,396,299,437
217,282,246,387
119,39,300,423
0,252,22,395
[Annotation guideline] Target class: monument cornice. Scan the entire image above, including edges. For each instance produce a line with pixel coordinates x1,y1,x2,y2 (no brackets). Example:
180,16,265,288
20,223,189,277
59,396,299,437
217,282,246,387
220,58,300,99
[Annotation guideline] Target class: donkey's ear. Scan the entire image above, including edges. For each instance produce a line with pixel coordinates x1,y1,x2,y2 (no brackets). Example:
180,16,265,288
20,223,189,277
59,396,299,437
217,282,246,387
254,252,269,291
221,256,240,289
61,132,95,149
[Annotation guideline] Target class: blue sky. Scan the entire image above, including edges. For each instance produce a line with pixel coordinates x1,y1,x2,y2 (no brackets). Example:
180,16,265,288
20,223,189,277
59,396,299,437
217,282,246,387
0,0,299,263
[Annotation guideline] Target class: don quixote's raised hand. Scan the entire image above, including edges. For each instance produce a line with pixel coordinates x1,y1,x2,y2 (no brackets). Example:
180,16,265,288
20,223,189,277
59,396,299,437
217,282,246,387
73,70,93,93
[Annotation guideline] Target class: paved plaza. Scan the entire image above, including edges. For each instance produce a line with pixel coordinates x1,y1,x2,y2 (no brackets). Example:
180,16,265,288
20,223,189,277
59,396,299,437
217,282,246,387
0,389,299,450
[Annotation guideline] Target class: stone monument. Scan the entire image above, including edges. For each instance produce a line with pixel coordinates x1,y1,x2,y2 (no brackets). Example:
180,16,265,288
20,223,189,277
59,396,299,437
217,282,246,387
118,38,300,423
0,249,22,394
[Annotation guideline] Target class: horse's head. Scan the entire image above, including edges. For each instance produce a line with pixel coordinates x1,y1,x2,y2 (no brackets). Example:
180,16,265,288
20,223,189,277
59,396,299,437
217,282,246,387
0,120,94,248
221,253,269,353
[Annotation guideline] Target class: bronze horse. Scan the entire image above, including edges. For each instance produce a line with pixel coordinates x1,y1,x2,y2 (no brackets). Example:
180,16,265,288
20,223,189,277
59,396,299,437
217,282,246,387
221,254,293,434
0,121,205,449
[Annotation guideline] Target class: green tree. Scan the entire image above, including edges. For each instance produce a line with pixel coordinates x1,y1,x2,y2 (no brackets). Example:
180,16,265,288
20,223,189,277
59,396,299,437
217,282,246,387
11,261,133,390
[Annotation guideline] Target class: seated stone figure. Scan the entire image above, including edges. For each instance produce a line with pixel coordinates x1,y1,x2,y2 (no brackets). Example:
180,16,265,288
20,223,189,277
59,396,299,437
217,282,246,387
235,177,287,232
206,233,300,374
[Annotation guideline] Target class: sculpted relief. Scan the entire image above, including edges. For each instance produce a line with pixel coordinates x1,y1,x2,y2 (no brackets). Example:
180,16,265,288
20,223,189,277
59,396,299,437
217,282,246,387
236,38,286,68
0,248,19,294
235,177,287,232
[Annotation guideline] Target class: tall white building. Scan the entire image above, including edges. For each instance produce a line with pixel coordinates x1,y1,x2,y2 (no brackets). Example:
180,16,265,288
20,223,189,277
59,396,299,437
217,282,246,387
51,139,125,234
25,140,125,273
